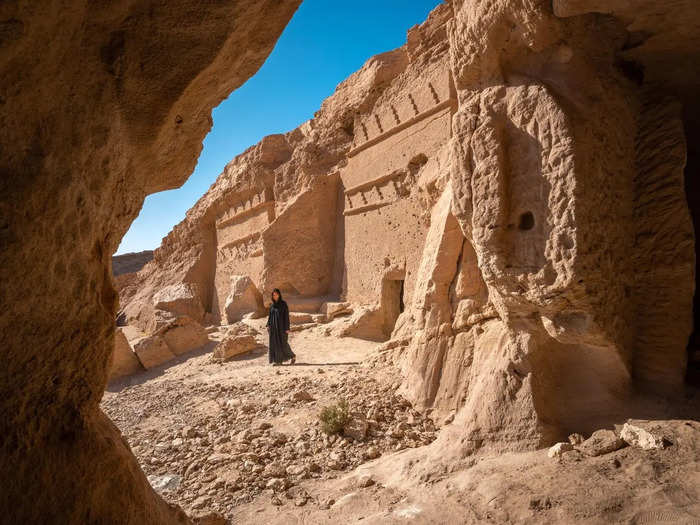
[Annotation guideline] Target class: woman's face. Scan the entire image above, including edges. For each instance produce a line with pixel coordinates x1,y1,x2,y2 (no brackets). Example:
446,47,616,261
272,291,280,302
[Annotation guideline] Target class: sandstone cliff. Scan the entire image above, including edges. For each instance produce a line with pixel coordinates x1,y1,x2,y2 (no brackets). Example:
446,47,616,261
122,0,698,461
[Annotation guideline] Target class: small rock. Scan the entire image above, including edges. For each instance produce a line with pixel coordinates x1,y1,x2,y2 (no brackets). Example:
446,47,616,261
547,442,574,458
191,495,212,510
578,429,625,457
364,446,380,460
266,478,286,491
356,474,375,488
293,390,314,402
148,474,181,493
182,426,197,438
263,462,286,478
319,497,335,510
286,464,307,476
207,453,231,465
344,417,369,441
620,422,667,450
568,433,584,445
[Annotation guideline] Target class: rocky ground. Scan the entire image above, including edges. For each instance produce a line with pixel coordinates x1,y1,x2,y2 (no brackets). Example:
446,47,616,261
103,321,700,524
103,319,438,522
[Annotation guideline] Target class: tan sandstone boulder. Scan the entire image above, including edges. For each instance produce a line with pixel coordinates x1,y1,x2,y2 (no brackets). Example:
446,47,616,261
213,323,261,361
153,283,205,323
156,316,209,356
133,335,176,370
224,275,265,323
109,328,144,380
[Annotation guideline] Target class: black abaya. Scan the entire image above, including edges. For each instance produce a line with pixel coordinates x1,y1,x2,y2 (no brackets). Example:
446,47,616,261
266,298,295,364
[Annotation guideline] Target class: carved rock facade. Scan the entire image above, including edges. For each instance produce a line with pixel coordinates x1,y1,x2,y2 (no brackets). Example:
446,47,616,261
3,0,700,522
123,0,698,460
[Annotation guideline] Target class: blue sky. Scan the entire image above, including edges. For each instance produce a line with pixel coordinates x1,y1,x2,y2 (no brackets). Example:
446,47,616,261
116,0,444,255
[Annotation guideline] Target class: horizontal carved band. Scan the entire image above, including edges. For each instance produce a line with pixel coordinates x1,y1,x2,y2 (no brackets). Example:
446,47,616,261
216,200,274,230
343,201,391,216
348,99,455,158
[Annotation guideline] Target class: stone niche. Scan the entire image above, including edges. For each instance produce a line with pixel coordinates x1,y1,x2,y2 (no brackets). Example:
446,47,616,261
339,64,456,339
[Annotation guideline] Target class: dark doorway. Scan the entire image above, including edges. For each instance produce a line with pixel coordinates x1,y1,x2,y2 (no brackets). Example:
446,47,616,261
381,278,405,338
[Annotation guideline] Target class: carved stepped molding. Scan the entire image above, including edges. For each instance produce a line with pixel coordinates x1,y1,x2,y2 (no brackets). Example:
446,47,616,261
215,187,274,260
216,188,275,230
217,231,262,260
348,99,454,158
344,170,409,216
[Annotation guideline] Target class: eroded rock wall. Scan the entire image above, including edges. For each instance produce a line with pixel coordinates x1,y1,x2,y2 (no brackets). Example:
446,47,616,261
0,0,300,522
120,1,697,461
393,0,696,458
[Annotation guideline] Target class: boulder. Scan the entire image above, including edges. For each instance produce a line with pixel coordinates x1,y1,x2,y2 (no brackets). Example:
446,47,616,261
578,429,625,457
547,442,574,458
224,275,265,323
320,302,352,321
152,283,204,322
133,335,176,370
335,306,386,341
156,316,209,356
289,312,314,324
620,422,667,450
109,328,144,380
212,330,259,361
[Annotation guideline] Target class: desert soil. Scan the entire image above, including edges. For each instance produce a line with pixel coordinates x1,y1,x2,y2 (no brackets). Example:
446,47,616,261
103,321,700,524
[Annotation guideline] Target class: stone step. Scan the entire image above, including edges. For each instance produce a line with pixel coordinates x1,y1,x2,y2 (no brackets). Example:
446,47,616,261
281,296,326,313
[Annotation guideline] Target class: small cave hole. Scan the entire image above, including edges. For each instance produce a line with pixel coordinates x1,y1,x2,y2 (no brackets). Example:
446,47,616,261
518,211,535,231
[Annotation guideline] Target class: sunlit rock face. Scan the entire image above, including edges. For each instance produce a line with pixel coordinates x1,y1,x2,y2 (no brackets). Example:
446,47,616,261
0,0,300,522
121,0,699,460
3,0,699,521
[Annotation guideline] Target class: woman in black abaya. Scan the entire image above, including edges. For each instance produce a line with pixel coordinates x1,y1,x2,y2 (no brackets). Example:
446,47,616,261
266,288,296,366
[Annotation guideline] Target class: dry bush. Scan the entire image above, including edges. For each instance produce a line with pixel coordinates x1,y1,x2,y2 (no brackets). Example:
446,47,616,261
319,399,350,435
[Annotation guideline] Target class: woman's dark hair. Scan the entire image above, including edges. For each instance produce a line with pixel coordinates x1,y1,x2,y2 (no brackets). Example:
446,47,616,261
271,288,282,302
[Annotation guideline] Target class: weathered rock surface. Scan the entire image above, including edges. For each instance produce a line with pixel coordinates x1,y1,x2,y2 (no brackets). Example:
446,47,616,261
547,442,574,458
157,316,210,356
212,324,260,362
133,335,177,370
4,0,700,522
110,328,145,380
113,251,155,276
578,430,626,457
224,275,265,323
620,421,667,450
120,0,700,459
0,1,301,522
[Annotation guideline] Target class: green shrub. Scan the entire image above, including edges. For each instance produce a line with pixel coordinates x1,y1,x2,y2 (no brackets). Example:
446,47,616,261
318,399,350,435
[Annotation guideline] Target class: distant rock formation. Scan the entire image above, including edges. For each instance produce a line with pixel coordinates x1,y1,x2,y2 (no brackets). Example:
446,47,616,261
112,250,154,276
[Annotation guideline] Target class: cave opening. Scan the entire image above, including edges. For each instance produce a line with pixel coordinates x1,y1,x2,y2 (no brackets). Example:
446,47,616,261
381,277,405,337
